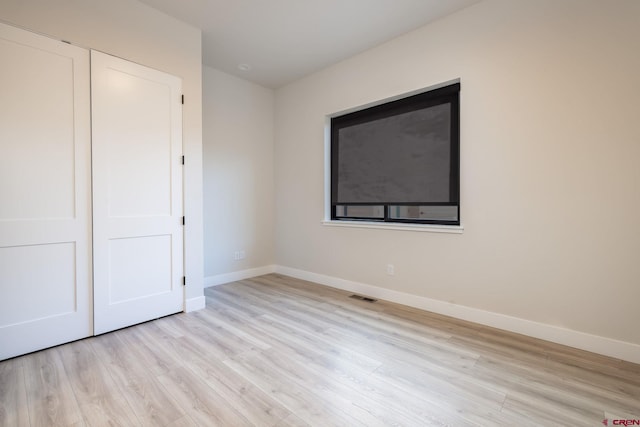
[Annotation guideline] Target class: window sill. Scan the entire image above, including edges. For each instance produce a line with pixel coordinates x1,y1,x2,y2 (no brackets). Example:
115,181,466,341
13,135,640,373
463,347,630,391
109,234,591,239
321,220,464,234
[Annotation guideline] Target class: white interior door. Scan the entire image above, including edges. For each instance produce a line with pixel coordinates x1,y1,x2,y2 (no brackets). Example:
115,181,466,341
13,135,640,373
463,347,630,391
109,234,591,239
0,23,92,360
91,50,184,335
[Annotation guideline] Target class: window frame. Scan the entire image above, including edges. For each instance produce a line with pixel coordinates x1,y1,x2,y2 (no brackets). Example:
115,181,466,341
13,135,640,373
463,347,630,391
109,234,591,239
329,82,461,226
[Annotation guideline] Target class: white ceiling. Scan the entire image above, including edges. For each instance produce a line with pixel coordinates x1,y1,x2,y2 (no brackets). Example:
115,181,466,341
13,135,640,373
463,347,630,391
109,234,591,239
137,0,481,88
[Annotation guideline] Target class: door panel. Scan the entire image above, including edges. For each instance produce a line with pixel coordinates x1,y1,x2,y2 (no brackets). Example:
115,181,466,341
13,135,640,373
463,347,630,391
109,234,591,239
0,34,76,221
108,235,172,303
0,243,76,326
0,23,92,360
91,50,183,335
104,67,173,218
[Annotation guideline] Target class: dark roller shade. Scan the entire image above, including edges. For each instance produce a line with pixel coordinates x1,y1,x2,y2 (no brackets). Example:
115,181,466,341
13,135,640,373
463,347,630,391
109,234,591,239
336,103,451,204
330,82,459,225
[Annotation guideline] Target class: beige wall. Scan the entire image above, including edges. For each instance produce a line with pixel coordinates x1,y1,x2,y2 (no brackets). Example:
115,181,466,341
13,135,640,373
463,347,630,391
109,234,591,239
275,0,640,346
0,0,204,302
203,67,275,281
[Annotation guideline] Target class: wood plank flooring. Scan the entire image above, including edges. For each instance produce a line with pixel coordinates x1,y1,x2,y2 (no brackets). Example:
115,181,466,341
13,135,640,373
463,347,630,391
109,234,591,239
1,273,639,426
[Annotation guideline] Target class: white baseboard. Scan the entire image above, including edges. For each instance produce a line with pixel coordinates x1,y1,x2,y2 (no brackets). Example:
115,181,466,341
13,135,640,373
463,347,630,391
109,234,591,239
184,296,206,313
204,265,277,288
274,265,640,365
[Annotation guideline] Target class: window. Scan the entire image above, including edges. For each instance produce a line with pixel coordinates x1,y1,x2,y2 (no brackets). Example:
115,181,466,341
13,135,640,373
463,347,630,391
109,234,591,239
330,82,460,226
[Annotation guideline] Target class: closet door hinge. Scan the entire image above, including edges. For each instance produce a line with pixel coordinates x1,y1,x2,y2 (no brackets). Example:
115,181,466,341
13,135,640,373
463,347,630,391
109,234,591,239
181,94,184,104
181,155,185,165
182,276,186,286
182,216,185,225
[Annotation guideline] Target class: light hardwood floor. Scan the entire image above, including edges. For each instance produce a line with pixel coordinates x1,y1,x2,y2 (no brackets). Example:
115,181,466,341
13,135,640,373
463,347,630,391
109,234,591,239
1,273,639,426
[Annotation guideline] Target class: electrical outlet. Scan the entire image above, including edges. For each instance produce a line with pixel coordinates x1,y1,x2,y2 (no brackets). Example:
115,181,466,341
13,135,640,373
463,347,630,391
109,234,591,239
386,264,395,276
234,250,246,261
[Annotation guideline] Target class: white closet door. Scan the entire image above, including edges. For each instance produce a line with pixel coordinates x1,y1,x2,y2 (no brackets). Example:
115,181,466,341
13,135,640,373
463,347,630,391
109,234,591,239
0,23,92,360
91,51,184,335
